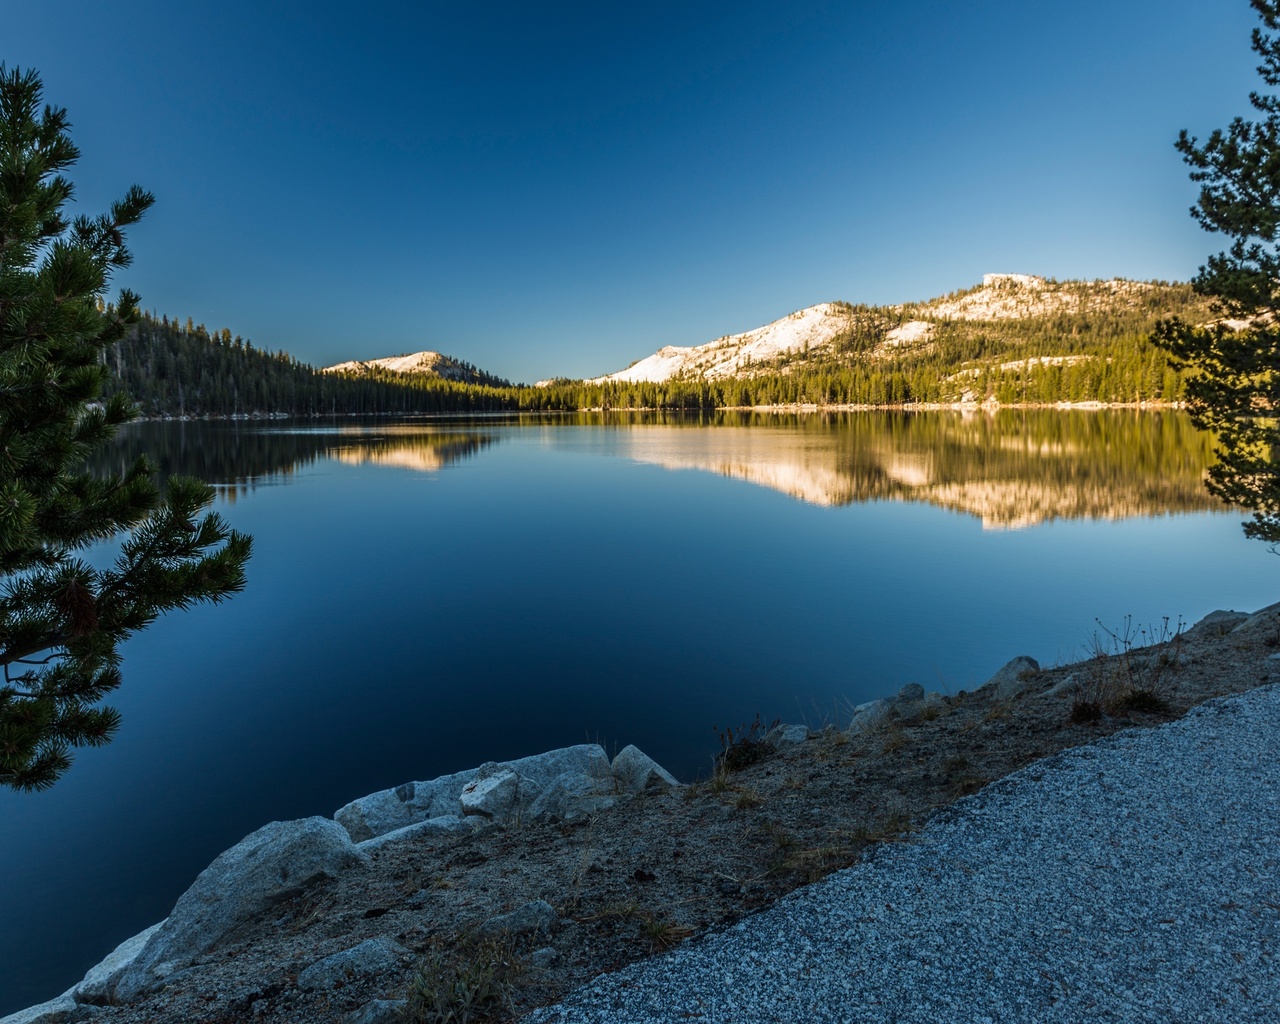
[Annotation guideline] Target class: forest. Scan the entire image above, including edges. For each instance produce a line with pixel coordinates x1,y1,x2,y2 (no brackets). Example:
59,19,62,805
102,281,1212,417
101,315,520,415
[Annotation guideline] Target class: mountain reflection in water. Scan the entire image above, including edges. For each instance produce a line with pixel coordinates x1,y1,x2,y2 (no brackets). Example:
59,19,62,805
608,411,1221,528
89,423,497,501
92,411,1220,527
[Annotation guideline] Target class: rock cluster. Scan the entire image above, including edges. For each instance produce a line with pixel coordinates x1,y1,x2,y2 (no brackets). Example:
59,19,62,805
335,743,677,847
848,682,952,735
4,743,679,1024
114,817,367,1002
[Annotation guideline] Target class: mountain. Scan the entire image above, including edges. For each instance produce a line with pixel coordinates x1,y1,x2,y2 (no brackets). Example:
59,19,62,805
324,350,511,387
588,303,851,383
103,272,1212,418
586,274,1213,393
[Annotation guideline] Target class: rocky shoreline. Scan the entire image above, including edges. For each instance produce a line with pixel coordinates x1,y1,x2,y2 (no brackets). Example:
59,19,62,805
6,601,1279,1024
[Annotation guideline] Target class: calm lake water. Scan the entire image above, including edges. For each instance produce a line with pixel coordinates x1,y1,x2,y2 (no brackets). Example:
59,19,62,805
2,410,1276,1013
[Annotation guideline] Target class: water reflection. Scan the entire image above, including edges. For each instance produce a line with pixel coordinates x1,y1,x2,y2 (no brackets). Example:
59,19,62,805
92,411,1222,526
330,432,493,474
88,422,498,500
597,411,1222,527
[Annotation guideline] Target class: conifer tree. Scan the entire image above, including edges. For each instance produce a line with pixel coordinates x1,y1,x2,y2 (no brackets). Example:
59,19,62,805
1153,0,1280,543
0,67,251,791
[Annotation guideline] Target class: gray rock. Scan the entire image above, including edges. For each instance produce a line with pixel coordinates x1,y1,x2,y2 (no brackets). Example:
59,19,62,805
71,922,162,1004
335,767,481,842
501,745,613,812
356,815,474,854
0,994,77,1024
527,774,617,821
983,656,1041,700
893,688,948,722
530,947,559,970
459,745,615,824
846,698,892,735
297,937,408,992
460,768,520,819
334,788,414,843
922,694,950,719
1185,609,1250,640
1231,600,1280,638
1044,673,1079,699
339,745,614,839
765,724,810,751
612,744,679,793
478,899,558,937
398,768,485,818
344,999,407,1024
897,683,925,702
115,817,366,1001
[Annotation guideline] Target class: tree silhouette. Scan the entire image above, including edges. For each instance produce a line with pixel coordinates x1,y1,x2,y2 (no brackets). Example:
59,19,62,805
0,67,252,790
1153,0,1280,544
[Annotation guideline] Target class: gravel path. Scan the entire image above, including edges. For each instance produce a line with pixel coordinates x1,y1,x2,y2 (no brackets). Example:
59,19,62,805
525,685,1280,1024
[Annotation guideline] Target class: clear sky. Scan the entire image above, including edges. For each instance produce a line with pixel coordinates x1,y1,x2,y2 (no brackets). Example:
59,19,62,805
3,1,1262,383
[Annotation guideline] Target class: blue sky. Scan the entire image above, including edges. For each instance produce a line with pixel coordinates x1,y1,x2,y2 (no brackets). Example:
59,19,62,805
4,1,1261,382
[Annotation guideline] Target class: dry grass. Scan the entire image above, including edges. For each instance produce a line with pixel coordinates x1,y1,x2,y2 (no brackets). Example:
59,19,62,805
404,936,520,1024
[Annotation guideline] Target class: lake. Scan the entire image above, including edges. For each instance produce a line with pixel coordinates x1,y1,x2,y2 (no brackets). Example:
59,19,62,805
1,409,1276,1014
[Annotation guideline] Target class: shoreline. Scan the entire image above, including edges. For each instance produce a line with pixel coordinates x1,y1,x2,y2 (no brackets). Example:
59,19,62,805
126,400,1186,423
5,601,1275,1023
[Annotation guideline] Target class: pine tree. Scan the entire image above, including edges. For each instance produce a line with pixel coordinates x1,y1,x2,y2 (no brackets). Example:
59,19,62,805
1153,0,1280,543
0,67,252,791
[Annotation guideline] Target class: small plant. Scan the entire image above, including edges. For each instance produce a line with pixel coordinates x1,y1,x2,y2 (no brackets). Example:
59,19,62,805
714,713,780,773
638,913,694,952
879,723,908,754
706,764,733,794
1109,688,1171,715
734,788,763,810
943,754,970,774
602,900,642,922
403,937,518,1024
1070,698,1103,724
1086,613,1183,718
779,844,850,884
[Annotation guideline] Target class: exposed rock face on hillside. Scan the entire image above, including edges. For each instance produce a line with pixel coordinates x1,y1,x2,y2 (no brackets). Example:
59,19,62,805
587,302,853,384
323,351,508,386
919,273,1158,322
587,274,1197,386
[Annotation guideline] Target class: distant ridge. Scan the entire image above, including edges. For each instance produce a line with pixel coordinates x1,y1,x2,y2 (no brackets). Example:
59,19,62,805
586,274,1197,386
324,350,511,387
587,303,851,384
